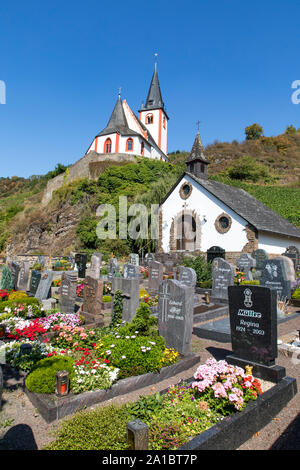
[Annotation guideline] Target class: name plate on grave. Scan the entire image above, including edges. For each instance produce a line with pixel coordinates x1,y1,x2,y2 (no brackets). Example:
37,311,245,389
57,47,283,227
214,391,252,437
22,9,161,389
228,285,277,366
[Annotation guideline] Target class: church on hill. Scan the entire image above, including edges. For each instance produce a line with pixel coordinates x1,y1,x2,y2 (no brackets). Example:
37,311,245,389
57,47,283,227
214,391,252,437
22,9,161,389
86,64,169,161
157,132,300,259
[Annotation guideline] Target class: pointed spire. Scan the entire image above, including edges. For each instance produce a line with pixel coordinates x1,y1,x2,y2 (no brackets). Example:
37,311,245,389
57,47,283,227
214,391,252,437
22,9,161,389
96,93,130,137
186,131,210,178
141,63,165,111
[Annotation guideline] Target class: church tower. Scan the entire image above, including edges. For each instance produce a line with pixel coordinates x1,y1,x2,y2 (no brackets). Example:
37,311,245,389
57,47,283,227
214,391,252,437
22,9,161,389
139,64,169,155
186,131,210,178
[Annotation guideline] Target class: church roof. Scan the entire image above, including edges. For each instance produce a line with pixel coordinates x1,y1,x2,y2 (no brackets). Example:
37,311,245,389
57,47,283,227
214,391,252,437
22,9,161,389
160,172,300,239
186,132,210,164
96,95,139,138
139,65,167,115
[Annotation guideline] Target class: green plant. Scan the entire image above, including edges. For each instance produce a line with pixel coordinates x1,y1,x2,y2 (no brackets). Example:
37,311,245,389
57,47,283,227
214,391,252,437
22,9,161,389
245,123,264,140
181,254,212,284
292,289,300,300
25,356,75,394
102,295,112,303
110,290,123,328
128,392,165,421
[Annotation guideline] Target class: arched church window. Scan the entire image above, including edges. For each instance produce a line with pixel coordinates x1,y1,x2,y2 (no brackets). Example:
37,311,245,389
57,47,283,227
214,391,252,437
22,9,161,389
104,138,112,153
126,138,134,152
146,114,153,124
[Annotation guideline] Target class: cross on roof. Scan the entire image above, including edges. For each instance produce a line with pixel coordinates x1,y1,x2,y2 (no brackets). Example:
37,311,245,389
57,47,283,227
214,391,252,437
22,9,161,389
196,120,201,132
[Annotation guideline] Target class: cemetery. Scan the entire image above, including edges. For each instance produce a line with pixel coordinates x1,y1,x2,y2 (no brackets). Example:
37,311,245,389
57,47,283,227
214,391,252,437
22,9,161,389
0,248,299,450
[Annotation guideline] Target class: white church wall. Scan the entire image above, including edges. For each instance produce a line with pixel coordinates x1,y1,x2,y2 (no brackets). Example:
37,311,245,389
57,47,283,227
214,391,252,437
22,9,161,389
161,174,249,253
258,232,300,254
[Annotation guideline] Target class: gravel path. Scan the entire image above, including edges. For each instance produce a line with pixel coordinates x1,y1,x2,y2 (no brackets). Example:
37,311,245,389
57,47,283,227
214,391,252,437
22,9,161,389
0,314,299,451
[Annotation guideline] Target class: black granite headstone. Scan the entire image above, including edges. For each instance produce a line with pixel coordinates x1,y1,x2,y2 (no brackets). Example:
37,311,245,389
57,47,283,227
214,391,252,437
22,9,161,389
260,258,292,300
29,270,41,296
10,262,20,290
207,246,225,264
228,285,277,366
75,253,87,278
60,271,78,314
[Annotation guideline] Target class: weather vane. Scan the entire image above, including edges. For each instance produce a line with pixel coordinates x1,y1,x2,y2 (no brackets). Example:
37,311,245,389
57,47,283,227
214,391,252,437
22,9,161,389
154,52,158,69
196,120,201,132
118,87,122,97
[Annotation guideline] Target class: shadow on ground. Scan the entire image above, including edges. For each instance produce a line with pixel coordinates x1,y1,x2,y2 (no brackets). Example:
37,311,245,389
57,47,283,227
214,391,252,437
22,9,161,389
206,346,232,361
0,424,38,450
270,413,300,450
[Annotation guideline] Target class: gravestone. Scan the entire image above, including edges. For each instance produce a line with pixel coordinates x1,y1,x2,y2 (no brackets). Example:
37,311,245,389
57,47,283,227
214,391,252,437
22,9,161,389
81,276,104,326
123,263,140,280
227,285,277,367
89,253,102,279
129,253,139,266
282,246,299,272
211,258,235,302
175,266,197,288
107,257,120,280
236,253,256,281
158,279,194,355
148,260,163,293
37,255,46,266
251,249,268,277
17,262,30,291
260,258,292,300
207,246,225,264
35,270,54,301
112,277,139,323
68,252,76,269
10,262,20,290
60,271,78,314
75,253,87,278
29,270,42,296
144,253,155,266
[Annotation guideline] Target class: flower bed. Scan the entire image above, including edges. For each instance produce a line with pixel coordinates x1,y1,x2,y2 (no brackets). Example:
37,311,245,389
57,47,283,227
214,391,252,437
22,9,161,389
43,358,297,450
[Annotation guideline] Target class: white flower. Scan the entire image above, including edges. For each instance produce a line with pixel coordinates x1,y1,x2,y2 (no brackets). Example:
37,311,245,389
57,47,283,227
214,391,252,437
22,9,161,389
106,350,111,355
121,355,126,359
110,344,115,348
131,335,136,339
116,335,120,339
149,341,156,345
125,336,130,339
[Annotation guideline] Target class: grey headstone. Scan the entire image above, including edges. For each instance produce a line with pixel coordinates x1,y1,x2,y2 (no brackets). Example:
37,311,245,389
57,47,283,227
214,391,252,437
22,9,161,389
123,263,140,280
89,253,102,279
174,266,197,288
284,246,299,271
60,271,78,314
207,246,225,264
35,270,54,301
81,276,104,325
148,260,163,293
236,253,256,281
211,258,235,302
158,279,194,355
108,257,119,280
17,262,30,291
144,253,155,266
260,258,292,300
29,270,42,296
10,262,20,290
251,249,269,276
129,253,139,266
112,277,139,323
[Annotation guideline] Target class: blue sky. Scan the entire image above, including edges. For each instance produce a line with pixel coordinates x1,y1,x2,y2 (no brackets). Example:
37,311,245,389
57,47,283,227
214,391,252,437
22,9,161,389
0,0,300,177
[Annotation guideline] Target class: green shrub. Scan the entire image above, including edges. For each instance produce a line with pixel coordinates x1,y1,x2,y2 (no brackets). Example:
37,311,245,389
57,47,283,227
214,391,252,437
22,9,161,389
0,265,14,291
121,302,157,337
102,295,112,303
45,404,130,450
240,280,260,285
227,156,270,182
25,356,75,394
292,289,300,300
0,297,40,313
181,254,212,284
110,290,123,328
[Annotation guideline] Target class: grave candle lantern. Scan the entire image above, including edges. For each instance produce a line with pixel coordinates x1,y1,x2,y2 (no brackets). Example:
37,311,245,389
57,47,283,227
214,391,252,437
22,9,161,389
56,370,69,396
205,291,210,305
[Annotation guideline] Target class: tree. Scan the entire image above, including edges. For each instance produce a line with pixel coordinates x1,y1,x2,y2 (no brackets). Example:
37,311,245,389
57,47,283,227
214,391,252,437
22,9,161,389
245,124,264,140
285,125,297,135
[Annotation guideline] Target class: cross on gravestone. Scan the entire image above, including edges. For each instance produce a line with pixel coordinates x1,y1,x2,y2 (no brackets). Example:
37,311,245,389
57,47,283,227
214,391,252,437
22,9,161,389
129,253,139,266
35,270,54,301
148,260,163,294
158,279,194,355
75,253,87,278
207,246,225,264
59,271,78,314
17,262,30,291
228,285,278,367
236,254,256,281
111,277,140,323
81,276,104,326
89,253,102,279
211,258,235,302
260,258,292,300
29,270,42,296
123,263,140,280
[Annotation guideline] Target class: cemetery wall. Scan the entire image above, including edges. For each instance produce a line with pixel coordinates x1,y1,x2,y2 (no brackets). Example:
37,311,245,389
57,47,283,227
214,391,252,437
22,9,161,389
42,152,137,205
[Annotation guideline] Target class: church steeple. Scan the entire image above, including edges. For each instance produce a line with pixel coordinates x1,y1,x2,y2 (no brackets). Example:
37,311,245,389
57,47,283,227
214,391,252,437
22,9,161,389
186,131,210,178
141,63,165,112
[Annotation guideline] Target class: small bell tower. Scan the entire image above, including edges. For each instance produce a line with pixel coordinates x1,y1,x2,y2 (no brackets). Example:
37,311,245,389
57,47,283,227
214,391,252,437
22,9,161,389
186,128,210,178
